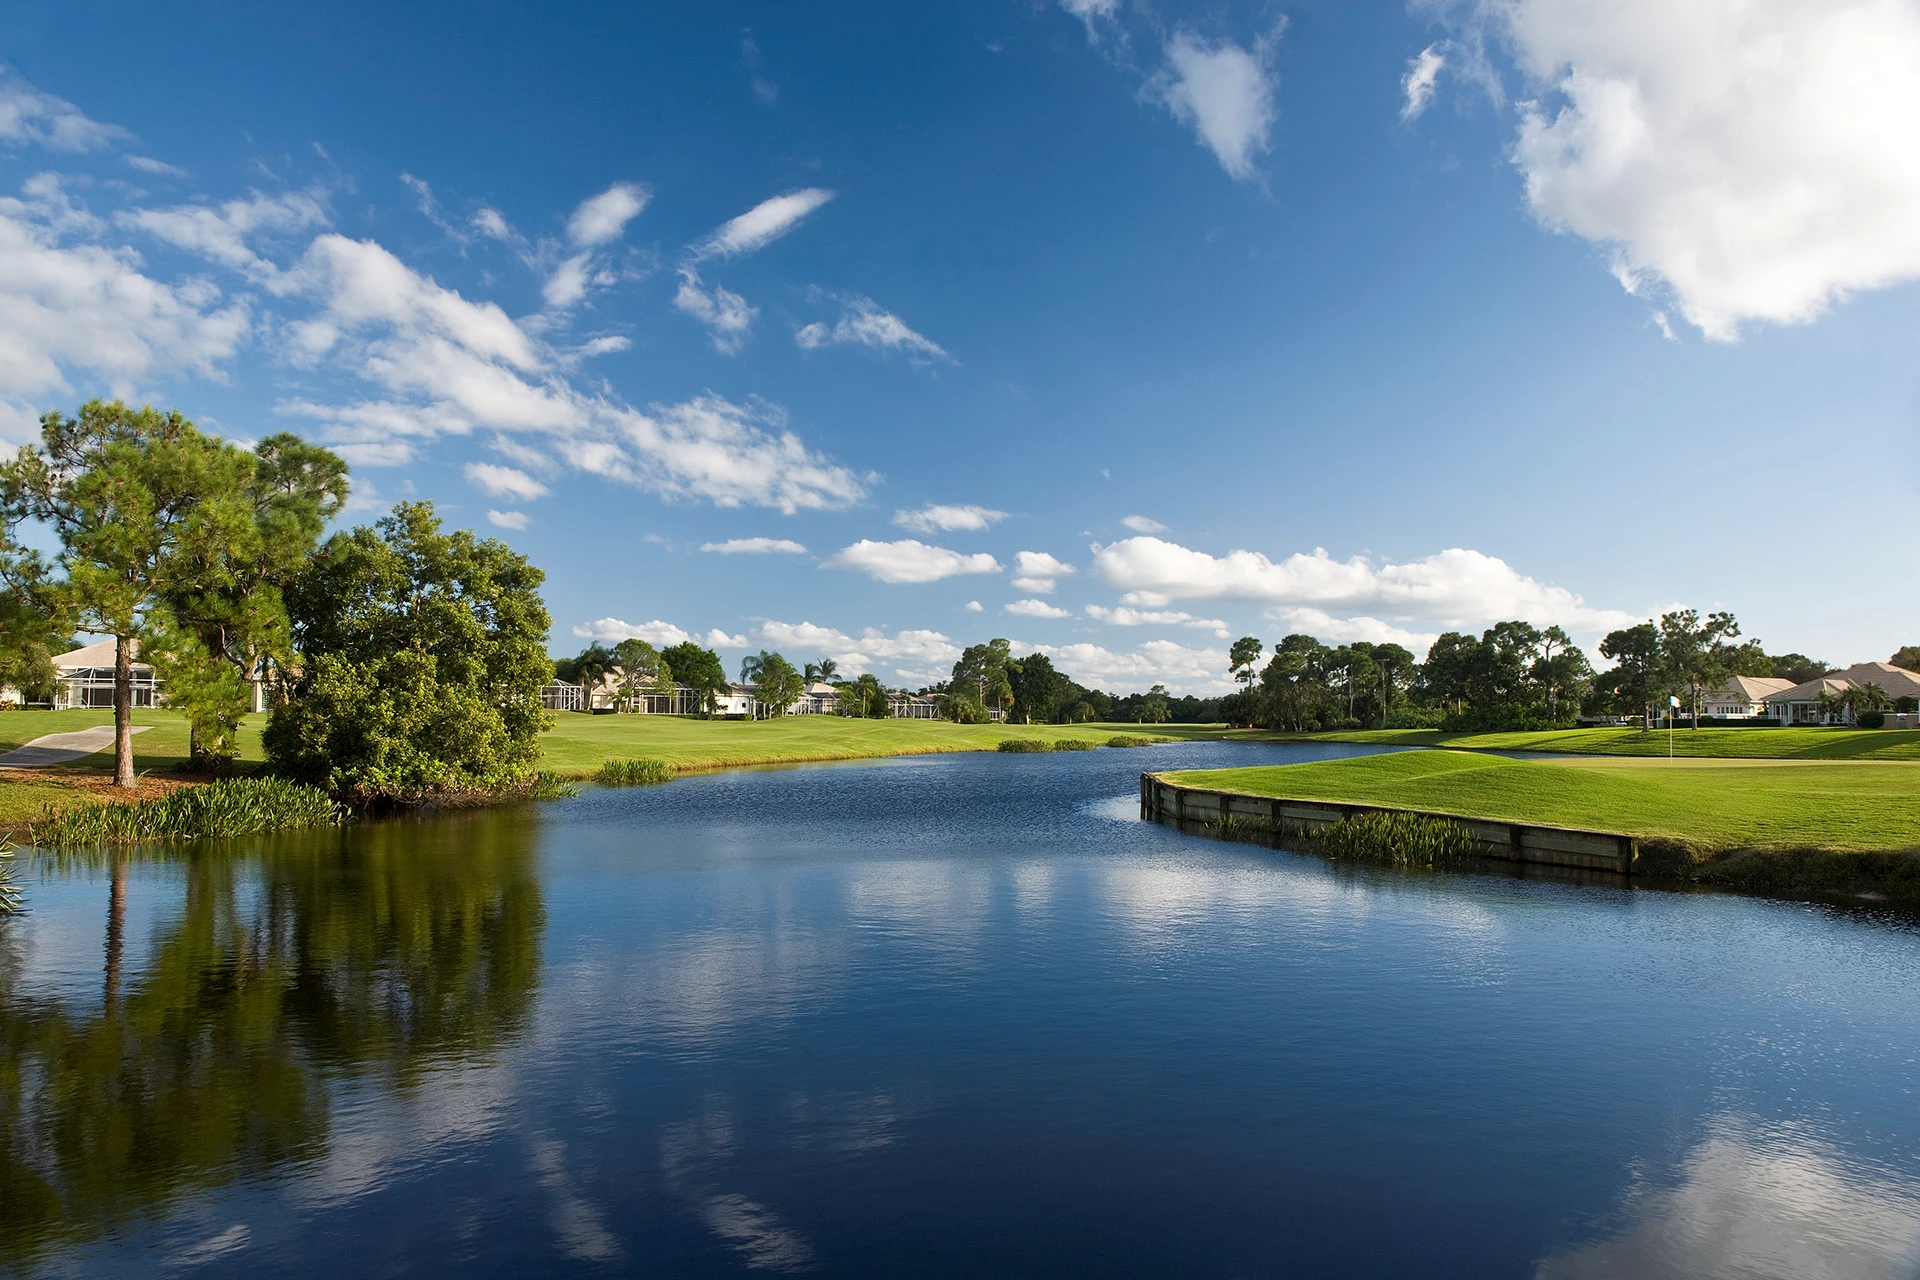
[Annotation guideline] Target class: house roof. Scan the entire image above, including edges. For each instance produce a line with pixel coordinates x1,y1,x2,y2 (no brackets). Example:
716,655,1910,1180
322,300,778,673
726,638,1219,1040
803,682,838,695
1715,675,1796,700
52,639,145,670
1763,663,1920,704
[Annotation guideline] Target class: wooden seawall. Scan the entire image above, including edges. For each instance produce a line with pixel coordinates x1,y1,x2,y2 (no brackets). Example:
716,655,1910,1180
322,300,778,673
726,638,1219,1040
1140,773,1639,876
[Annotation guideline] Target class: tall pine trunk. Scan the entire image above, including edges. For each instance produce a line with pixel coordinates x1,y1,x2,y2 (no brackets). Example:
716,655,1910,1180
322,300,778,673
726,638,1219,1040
114,634,135,788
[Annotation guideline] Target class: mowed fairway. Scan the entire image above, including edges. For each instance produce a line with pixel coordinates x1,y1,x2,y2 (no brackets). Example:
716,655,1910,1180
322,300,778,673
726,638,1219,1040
1249,725,1920,761
537,713,1203,774
1165,750,1920,853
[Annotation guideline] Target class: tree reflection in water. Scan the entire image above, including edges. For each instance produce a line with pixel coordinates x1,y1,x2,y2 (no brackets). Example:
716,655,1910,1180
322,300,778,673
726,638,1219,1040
0,811,545,1270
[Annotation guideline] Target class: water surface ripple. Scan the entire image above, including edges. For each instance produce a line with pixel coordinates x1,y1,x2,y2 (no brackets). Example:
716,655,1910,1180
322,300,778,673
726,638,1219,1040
4,740,1918,1278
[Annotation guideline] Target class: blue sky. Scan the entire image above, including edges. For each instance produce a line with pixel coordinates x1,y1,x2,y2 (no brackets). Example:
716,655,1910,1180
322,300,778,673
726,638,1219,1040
2,0,1916,691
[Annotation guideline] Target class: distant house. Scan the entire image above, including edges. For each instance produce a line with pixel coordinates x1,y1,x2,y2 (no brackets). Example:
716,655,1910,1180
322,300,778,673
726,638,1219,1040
792,681,841,715
49,640,162,710
1702,675,1796,718
887,691,942,720
1762,662,1920,724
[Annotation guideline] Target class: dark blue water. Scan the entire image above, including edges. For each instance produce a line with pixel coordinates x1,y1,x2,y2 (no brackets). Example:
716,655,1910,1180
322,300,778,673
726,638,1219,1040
5,740,1919,1278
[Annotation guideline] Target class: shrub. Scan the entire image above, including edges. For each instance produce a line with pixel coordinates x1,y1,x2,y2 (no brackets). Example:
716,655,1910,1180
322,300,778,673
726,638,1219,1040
0,842,21,915
1107,735,1153,747
1052,739,1098,751
997,738,1052,752
597,757,674,786
1312,810,1478,868
27,778,343,848
1383,708,1447,730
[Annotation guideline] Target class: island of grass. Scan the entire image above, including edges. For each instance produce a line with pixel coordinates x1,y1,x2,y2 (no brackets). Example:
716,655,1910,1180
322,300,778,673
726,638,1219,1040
1162,750,1920,900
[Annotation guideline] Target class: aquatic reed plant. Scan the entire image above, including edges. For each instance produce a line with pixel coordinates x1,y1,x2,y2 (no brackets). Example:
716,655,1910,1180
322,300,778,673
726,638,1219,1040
1052,739,1098,751
1312,810,1479,869
996,739,1053,753
27,777,343,848
596,757,675,786
0,842,22,915
1106,735,1156,748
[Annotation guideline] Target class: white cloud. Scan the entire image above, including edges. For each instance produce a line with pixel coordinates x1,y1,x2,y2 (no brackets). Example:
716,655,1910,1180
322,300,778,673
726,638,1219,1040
0,190,249,401
706,629,750,648
274,398,471,467
1085,604,1229,637
574,334,631,358
464,462,548,501
690,188,834,260
1010,550,1076,594
964,600,983,613
472,207,513,240
1018,639,1232,695
1263,607,1437,651
700,537,808,555
599,395,868,513
795,293,948,362
1006,599,1072,619
1402,44,1446,122
822,539,1001,585
1060,0,1119,31
1151,31,1280,181
1091,537,1636,634
893,503,1006,534
120,189,329,279
487,509,530,530
0,73,126,152
543,253,591,308
573,617,693,646
673,268,756,353
125,154,187,177
567,182,649,247
1489,0,1920,338
1120,514,1167,534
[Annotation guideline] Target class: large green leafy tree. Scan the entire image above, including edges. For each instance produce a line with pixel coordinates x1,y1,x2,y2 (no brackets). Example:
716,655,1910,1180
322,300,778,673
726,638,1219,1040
1260,633,1333,731
0,402,257,786
264,502,552,803
947,639,1013,721
660,641,728,715
1658,608,1740,728
157,433,349,768
1229,636,1263,688
1010,652,1062,724
754,652,803,716
1370,643,1418,727
611,638,660,709
1597,621,1668,730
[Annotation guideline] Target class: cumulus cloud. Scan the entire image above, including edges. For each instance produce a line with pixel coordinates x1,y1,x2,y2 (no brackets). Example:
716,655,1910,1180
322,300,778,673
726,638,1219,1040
567,182,649,247
700,537,807,555
1487,0,1920,338
1085,604,1229,637
822,539,1002,585
756,620,962,681
1401,44,1446,122
1150,30,1280,181
0,186,249,402
795,293,948,362
964,600,983,612
595,395,869,513
690,188,834,261
487,509,530,530
1091,537,1635,634
1006,599,1072,619
674,268,757,353
893,503,1006,534
543,253,593,309
273,398,470,467
1018,638,1232,695
573,617,694,646
464,461,548,501
1263,607,1437,650
119,189,329,279
0,72,127,152
1011,550,1076,594
1120,514,1167,534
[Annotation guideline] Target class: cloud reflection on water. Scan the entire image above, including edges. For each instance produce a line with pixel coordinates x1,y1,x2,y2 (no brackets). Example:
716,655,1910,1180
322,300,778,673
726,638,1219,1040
1539,1115,1920,1280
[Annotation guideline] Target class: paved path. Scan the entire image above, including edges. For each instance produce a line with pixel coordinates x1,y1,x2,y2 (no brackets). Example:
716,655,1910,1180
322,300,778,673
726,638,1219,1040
0,725,150,768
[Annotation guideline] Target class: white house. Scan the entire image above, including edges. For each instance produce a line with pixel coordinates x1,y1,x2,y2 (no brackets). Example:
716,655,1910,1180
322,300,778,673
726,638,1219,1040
48,640,161,710
1762,662,1920,724
1701,675,1797,718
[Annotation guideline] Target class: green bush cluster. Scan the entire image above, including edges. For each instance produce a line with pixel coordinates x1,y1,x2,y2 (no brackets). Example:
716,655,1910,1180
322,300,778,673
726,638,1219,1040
1106,735,1166,748
27,778,343,848
597,757,675,786
1052,739,1098,751
1312,810,1478,868
996,738,1052,752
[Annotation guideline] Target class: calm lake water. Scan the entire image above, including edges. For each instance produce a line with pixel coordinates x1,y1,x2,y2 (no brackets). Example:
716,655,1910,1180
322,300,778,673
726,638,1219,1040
5,740,1920,1278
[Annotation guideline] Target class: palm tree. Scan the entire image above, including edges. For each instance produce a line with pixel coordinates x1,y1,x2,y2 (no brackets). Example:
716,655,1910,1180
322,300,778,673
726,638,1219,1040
573,643,616,711
739,650,771,685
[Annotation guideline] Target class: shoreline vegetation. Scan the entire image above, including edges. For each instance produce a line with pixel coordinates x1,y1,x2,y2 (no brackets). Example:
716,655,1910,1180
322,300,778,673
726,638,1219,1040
1160,751,1920,901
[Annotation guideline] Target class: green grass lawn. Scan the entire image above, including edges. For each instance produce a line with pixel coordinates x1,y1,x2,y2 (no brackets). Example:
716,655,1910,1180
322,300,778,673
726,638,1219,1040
1242,724,1920,760
1164,750,1920,853
0,709,270,772
537,713,1204,775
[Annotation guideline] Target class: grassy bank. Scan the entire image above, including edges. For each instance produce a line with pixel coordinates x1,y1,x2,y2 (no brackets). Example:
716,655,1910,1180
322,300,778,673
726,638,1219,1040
536,713,1213,776
1247,724,1920,761
1164,751,1920,899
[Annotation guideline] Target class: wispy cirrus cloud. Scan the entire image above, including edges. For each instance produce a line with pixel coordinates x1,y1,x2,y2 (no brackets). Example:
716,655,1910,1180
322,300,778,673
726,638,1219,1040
701,537,808,555
464,461,549,501
689,188,834,261
894,503,1006,535
796,292,948,363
